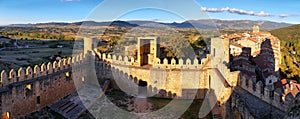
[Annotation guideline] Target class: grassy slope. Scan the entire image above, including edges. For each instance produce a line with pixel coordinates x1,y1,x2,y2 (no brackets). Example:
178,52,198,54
270,24,300,41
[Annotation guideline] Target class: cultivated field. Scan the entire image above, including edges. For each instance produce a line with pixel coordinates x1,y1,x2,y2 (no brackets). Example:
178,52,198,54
0,39,75,71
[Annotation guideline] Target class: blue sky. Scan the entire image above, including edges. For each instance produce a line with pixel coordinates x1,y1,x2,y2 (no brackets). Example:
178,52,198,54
0,0,299,25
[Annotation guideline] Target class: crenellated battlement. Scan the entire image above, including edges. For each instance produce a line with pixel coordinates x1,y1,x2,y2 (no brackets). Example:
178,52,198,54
94,50,214,70
0,52,94,118
0,53,88,88
238,74,292,112
92,48,239,104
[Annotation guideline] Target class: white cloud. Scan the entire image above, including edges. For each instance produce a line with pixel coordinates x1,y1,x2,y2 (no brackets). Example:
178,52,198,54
201,7,273,17
256,11,272,17
201,7,223,12
279,14,299,18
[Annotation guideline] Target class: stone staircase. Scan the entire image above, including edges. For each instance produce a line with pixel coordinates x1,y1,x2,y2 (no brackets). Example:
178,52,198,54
50,96,86,119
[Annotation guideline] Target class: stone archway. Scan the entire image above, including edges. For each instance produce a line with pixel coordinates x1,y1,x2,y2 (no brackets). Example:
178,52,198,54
138,80,148,98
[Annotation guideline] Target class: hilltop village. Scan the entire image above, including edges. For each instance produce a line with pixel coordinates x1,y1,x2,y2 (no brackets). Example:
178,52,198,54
227,26,299,99
227,26,300,118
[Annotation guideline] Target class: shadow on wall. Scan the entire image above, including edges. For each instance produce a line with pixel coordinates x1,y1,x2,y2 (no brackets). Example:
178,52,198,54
230,38,277,87
97,64,212,99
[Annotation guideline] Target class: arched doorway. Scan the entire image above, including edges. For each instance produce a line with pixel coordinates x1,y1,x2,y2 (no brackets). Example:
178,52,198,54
138,80,147,98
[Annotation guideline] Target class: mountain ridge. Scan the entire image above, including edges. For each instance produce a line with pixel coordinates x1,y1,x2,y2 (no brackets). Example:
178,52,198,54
8,19,294,30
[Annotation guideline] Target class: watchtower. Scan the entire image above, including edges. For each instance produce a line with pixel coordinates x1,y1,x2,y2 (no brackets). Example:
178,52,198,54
137,37,160,66
84,38,97,54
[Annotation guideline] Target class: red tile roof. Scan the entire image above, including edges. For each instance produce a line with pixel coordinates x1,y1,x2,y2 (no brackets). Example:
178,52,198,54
274,79,300,97
230,43,243,48
248,37,258,42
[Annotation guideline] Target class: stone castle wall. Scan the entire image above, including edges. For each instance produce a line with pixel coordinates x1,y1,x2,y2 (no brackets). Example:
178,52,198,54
93,49,239,104
94,52,209,98
238,74,292,112
0,37,242,118
0,53,88,118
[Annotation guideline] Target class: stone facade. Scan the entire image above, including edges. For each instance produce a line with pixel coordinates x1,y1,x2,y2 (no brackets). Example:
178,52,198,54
225,25,281,72
93,37,240,104
0,54,89,118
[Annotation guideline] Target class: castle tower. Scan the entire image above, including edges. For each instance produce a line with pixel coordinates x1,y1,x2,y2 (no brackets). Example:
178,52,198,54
210,37,230,77
253,25,260,33
137,37,160,66
84,38,97,54
210,37,230,64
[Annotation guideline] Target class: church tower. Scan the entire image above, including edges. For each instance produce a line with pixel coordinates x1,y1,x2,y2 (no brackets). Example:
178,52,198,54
253,25,260,33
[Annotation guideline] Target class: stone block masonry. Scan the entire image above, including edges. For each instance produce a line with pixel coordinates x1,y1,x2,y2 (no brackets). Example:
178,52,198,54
0,53,88,118
0,36,242,118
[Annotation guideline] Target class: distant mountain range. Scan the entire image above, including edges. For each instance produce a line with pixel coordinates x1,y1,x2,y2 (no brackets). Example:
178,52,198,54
8,19,294,30
9,21,139,27
127,19,294,30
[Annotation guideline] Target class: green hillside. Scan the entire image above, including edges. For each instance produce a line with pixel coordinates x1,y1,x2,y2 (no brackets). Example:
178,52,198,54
270,24,300,82
270,24,300,41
